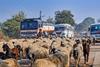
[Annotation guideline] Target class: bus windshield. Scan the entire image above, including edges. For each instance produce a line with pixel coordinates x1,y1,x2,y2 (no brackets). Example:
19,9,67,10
91,25,100,32
55,26,66,31
21,20,38,30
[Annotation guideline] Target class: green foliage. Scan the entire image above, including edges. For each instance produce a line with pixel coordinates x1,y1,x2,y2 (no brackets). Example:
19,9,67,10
75,17,95,32
12,11,25,22
1,11,25,38
55,10,75,26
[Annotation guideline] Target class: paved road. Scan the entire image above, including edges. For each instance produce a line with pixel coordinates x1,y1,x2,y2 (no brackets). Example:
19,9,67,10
91,44,100,67
71,44,100,67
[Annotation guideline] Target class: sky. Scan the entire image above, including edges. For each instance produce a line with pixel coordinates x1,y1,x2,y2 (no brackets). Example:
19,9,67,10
0,0,100,24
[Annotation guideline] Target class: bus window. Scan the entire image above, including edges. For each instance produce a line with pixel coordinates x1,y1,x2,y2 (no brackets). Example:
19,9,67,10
21,19,38,30
28,21,38,29
20,22,28,30
91,25,100,31
55,26,66,31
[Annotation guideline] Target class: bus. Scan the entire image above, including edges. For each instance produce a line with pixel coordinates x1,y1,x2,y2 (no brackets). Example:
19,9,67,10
54,24,74,38
20,18,54,38
89,23,100,42
20,18,42,38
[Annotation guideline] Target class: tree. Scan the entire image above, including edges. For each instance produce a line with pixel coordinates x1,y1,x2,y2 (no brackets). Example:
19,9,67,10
12,11,25,22
55,10,75,26
1,11,25,38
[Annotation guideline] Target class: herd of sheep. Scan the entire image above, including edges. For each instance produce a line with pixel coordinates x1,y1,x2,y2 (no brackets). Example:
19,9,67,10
0,37,75,67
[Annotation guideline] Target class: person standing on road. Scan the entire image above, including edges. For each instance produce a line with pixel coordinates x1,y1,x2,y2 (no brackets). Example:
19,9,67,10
82,37,91,64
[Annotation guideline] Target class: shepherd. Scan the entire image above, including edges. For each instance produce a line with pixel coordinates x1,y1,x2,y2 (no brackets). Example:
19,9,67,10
82,37,91,64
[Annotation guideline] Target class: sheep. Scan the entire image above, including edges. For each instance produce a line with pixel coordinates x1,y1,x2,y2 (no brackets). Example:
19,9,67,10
49,39,74,67
48,52,68,67
32,38,52,49
0,37,75,67
54,47,71,67
13,39,44,59
32,58,56,67
72,39,83,67
32,51,68,67
23,41,50,61
24,38,63,62
0,58,20,67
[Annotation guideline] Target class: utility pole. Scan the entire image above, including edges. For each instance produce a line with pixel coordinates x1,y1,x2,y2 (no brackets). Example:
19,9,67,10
39,11,42,20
